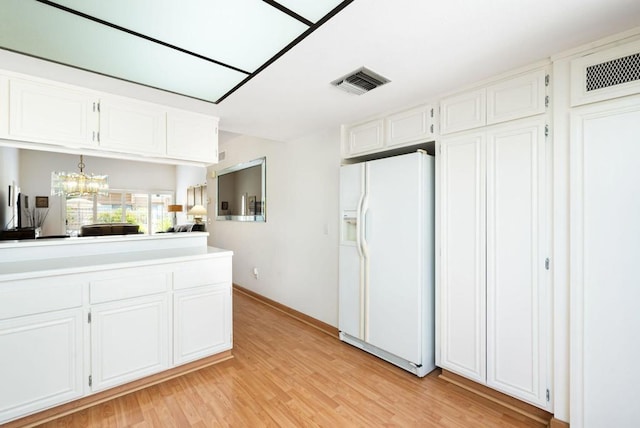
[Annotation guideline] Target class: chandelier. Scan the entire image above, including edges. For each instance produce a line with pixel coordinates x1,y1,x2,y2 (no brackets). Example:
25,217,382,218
51,155,109,197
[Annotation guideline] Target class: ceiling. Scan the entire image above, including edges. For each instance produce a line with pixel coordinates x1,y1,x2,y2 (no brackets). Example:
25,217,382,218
2,0,640,143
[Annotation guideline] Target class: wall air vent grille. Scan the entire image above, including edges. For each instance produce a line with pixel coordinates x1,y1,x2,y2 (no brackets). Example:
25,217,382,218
332,67,390,95
586,52,640,92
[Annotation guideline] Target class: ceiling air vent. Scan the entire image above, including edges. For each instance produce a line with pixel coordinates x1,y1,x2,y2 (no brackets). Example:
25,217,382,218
331,67,390,95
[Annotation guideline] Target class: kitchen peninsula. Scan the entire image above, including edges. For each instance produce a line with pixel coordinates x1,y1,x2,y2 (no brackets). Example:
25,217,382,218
0,232,233,425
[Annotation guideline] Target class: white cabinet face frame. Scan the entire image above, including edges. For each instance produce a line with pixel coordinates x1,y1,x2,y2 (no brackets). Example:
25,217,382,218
570,96,640,427
440,88,486,135
0,309,84,424
438,130,487,383
8,78,98,147
485,118,550,408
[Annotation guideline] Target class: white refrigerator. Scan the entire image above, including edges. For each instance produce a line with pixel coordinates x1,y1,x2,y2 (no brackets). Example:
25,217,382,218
339,151,435,377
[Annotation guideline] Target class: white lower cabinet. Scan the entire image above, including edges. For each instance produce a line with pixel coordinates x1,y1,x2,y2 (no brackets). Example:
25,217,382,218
90,294,170,392
0,251,233,425
0,308,84,423
174,284,231,365
438,116,550,409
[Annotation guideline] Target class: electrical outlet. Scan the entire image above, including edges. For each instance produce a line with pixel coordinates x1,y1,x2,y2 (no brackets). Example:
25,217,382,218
253,267,259,279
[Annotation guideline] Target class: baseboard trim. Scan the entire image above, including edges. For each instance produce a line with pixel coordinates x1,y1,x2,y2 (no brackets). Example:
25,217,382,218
233,284,339,338
550,417,570,428
439,369,553,426
4,351,233,428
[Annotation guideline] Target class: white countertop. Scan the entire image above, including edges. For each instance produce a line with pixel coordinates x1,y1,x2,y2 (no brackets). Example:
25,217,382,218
0,246,232,282
0,231,209,249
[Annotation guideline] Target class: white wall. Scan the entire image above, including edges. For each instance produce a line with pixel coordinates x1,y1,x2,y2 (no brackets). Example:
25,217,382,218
209,130,341,326
0,146,19,229
18,149,177,235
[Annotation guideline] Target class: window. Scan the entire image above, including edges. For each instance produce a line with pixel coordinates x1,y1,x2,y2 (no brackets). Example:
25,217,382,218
65,190,173,236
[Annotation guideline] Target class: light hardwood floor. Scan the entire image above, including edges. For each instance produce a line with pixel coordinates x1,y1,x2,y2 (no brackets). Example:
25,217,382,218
37,290,547,427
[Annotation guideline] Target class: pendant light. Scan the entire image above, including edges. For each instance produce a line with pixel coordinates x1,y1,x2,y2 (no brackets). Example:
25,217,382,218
51,155,109,197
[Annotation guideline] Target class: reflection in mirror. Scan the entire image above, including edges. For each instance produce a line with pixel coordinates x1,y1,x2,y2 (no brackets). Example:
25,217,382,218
216,157,266,222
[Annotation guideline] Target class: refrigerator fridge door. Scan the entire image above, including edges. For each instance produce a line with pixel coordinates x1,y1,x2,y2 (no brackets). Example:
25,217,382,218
365,152,431,364
339,163,365,339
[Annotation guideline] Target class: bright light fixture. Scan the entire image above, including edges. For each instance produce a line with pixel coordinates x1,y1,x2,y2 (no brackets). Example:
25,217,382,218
51,155,109,197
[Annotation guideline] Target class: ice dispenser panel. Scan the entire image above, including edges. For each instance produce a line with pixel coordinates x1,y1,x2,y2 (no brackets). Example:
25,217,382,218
342,210,357,243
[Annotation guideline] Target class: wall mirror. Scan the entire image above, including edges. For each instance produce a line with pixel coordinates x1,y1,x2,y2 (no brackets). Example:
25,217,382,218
216,157,266,222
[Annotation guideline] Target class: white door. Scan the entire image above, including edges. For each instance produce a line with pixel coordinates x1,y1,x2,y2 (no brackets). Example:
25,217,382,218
98,96,166,155
345,119,384,156
438,131,487,383
174,284,231,365
570,96,640,427
8,78,97,147
0,309,84,424
486,118,549,408
365,152,430,364
91,294,169,392
167,109,218,163
338,163,364,339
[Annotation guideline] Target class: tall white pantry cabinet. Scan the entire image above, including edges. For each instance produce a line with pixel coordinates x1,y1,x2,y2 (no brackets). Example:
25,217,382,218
436,67,551,410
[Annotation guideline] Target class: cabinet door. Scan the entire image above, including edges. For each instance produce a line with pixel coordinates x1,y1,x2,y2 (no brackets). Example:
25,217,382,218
570,96,640,427
90,294,169,392
8,78,97,147
167,109,218,163
440,88,486,134
343,119,384,157
0,309,84,424
486,118,549,408
98,96,166,155
438,131,486,382
385,104,433,147
487,70,546,125
174,284,231,365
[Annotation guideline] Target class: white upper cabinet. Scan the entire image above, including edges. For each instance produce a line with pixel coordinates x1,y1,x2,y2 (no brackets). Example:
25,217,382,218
342,104,435,159
385,104,434,148
440,89,486,135
7,78,98,147
167,108,218,164
440,68,548,135
486,70,546,125
343,119,384,157
0,70,219,165
98,96,166,155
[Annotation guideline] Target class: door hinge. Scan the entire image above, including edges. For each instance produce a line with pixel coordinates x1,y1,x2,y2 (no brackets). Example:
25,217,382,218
545,258,550,270
430,124,434,134
97,101,101,112
545,74,550,87
89,375,92,387
88,311,92,323
544,124,549,137
545,95,550,108
546,388,550,402
430,108,434,118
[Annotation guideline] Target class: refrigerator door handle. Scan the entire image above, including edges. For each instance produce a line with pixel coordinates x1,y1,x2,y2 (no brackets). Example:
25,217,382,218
360,195,370,260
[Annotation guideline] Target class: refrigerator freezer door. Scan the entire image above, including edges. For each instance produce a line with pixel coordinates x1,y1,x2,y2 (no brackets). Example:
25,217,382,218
339,163,365,339
365,152,431,364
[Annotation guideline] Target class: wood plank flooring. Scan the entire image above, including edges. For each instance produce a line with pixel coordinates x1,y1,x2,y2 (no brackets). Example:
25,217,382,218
38,290,546,427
